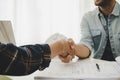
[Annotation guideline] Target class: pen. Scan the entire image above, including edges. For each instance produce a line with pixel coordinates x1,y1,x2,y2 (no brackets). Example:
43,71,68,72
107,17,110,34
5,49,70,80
96,63,100,72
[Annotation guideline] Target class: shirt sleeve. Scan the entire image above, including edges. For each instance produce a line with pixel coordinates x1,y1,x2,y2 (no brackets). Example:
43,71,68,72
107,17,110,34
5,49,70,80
0,43,51,76
79,14,95,57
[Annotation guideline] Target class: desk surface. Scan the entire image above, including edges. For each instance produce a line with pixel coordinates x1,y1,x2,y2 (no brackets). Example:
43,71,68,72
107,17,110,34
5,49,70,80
35,58,120,79
9,58,120,80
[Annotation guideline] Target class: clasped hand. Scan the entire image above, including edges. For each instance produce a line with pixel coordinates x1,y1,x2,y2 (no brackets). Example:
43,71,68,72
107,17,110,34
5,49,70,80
50,39,75,63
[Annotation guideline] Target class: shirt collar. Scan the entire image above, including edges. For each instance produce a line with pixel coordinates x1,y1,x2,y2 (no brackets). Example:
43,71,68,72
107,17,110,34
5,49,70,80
96,2,120,17
111,2,120,16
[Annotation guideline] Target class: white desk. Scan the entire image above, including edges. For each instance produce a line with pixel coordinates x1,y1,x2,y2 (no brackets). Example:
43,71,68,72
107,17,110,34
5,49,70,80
9,58,120,80
34,58,120,80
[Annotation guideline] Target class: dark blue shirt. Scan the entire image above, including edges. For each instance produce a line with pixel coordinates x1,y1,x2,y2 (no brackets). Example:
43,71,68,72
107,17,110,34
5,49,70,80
0,43,51,76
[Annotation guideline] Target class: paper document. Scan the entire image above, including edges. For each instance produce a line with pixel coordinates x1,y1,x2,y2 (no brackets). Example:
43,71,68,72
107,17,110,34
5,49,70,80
34,58,120,79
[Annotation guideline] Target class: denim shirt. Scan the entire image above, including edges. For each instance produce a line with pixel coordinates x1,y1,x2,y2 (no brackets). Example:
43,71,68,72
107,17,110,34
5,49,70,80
80,2,120,59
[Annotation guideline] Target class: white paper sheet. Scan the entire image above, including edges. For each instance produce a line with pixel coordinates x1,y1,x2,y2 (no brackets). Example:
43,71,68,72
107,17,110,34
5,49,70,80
34,58,120,79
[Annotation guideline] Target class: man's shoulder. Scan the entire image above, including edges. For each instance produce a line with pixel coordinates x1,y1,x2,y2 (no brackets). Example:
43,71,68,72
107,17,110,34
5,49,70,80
83,8,98,18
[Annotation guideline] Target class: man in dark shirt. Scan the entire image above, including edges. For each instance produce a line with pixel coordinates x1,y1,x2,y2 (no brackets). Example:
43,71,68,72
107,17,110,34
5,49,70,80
0,39,74,76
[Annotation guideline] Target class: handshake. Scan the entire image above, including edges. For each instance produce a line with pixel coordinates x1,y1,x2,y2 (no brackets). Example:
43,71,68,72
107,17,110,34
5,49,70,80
49,39,75,63
49,39,90,63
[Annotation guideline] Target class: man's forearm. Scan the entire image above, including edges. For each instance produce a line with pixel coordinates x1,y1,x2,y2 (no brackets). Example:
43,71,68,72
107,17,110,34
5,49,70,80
0,39,74,75
75,44,91,59
0,43,51,76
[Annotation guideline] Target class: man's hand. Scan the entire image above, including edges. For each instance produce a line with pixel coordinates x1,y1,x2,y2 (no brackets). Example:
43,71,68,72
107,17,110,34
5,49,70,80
49,39,75,62
58,38,75,63
63,38,91,60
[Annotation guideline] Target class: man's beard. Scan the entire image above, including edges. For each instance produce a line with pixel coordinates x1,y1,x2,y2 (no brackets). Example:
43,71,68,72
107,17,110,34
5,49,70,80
95,0,110,7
